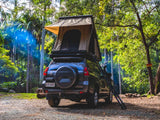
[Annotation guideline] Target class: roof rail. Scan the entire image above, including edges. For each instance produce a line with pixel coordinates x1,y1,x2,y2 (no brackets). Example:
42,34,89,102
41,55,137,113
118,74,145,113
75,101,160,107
59,15,93,19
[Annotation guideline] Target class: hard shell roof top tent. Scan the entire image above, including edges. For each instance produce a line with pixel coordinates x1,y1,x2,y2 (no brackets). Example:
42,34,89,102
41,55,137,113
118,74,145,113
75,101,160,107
45,15,101,61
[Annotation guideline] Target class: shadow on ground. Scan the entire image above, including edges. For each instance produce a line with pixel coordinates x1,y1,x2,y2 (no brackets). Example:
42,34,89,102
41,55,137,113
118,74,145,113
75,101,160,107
54,99,160,119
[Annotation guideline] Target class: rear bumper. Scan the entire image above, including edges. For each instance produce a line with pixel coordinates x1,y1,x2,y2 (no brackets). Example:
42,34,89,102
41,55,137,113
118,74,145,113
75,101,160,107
47,88,88,94
45,86,89,100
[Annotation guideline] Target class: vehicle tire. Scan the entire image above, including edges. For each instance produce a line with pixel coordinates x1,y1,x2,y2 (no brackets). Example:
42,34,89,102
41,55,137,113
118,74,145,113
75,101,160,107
105,90,113,104
87,89,99,108
48,97,60,107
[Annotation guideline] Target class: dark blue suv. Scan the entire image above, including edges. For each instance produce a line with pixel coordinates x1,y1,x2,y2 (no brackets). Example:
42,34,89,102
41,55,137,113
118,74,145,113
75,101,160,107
42,15,113,108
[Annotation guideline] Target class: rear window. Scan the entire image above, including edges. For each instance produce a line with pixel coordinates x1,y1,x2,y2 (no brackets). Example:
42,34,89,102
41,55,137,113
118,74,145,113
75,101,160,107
53,57,84,62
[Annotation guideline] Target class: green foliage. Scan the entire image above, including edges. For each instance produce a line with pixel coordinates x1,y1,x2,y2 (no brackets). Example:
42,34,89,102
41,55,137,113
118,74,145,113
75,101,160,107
31,0,55,22
0,32,18,77
44,34,55,54
146,94,154,98
56,0,83,18
0,0,55,93
122,77,150,94
99,0,159,94
0,82,17,90
0,92,37,99
31,87,38,93
115,29,147,80
0,48,18,76
58,0,160,94
13,93,37,99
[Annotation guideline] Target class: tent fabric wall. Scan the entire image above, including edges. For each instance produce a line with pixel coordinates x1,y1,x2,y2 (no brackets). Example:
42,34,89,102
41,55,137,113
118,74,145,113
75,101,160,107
53,25,92,51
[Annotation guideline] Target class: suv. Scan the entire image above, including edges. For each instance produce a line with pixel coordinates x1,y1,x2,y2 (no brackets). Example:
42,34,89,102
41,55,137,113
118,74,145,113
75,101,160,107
42,15,113,108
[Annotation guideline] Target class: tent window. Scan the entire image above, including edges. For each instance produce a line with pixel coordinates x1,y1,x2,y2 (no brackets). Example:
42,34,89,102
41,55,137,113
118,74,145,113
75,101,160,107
89,33,95,54
61,29,81,51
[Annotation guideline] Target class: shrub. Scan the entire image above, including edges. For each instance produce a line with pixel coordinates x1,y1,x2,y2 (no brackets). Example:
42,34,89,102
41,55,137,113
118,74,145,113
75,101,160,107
32,87,38,93
0,82,17,90
122,77,149,94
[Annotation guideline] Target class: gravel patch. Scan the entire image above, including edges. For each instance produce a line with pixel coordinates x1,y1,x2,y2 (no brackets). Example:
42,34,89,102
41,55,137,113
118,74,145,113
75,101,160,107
0,95,160,120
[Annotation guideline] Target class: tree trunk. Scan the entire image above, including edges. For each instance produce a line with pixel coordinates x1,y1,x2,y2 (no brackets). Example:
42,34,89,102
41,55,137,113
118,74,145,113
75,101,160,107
145,47,154,94
130,0,154,94
156,49,159,63
155,64,160,94
29,48,33,93
26,44,30,93
12,42,16,81
14,0,18,19
40,0,46,83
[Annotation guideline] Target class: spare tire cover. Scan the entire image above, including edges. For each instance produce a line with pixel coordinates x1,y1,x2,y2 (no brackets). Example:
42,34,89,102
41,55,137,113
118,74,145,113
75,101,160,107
55,66,76,89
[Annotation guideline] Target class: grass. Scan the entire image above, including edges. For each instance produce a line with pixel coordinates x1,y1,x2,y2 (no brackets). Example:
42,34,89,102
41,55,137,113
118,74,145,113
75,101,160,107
0,92,38,99
13,93,37,99
0,92,7,97
146,94,154,98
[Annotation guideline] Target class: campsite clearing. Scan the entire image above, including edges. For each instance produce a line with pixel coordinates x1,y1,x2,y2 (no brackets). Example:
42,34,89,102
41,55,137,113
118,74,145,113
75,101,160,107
0,94,160,120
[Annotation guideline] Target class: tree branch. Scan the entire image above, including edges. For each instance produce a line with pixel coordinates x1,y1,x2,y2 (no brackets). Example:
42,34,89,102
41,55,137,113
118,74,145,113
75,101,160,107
148,5,158,15
142,0,150,14
130,0,147,46
144,5,159,18
142,1,159,20
95,22,139,30
108,24,139,29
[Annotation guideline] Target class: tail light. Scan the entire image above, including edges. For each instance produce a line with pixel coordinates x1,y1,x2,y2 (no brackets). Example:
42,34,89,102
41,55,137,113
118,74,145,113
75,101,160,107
79,91,84,94
45,90,48,93
43,67,49,76
84,67,89,76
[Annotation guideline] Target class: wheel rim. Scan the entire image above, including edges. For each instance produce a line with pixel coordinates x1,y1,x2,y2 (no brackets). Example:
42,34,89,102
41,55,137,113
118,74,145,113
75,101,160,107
94,92,98,106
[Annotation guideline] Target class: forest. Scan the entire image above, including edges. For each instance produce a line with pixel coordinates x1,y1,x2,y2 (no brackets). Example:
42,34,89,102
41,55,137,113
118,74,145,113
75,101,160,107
0,0,159,95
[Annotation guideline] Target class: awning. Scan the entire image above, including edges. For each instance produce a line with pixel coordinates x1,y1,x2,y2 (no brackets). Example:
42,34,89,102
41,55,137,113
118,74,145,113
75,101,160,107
45,16,92,35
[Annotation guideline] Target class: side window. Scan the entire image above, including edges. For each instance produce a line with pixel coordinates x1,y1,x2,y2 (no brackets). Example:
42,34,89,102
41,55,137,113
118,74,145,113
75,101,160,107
61,29,81,51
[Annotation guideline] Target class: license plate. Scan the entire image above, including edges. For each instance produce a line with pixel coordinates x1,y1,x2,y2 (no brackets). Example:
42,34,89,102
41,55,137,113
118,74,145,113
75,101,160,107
45,82,55,87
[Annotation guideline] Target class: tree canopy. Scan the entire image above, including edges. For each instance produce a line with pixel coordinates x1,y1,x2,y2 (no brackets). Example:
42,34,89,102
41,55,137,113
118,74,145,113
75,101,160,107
57,0,160,94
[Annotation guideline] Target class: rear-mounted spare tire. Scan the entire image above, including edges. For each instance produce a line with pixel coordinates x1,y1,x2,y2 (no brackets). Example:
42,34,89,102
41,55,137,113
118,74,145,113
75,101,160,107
55,66,77,89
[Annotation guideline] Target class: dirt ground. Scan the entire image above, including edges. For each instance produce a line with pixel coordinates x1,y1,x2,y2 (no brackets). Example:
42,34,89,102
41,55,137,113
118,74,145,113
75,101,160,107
0,95,160,120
